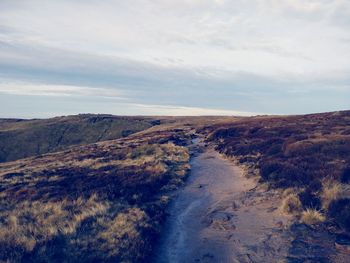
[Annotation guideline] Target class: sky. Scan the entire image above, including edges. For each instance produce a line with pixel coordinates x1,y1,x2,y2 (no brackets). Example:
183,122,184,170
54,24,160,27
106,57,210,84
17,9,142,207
0,0,349,117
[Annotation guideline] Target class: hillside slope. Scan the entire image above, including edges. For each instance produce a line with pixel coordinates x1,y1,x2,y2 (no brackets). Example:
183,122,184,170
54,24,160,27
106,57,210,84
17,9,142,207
203,110,350,232
1,111,350,261
0,114,159,163
0,127,192,262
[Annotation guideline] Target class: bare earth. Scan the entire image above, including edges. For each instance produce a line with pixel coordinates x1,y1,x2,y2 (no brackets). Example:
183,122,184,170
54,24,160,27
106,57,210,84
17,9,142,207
154,142,294,263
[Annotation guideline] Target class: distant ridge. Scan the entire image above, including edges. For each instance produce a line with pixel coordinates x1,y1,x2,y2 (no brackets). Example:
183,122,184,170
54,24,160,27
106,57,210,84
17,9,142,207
0,114,160,163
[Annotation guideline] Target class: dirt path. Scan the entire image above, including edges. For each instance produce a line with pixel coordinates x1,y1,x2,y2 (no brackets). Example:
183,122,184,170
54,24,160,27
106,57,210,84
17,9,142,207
154,144,293,262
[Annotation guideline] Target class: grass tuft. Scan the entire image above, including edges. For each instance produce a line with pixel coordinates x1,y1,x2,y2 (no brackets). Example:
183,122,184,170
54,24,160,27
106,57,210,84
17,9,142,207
301,209,326,225
321,180,350,210
281,191,303,214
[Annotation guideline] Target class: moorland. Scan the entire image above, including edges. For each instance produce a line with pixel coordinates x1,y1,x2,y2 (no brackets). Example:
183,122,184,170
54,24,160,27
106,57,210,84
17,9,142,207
0,111,349,262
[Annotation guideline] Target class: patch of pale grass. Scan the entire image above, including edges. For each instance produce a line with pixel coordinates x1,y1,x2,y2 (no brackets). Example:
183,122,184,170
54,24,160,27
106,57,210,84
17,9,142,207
161,143,190,163
146,162,168,175
281,192,303,214
321,180,350,210
282,188,298,198
174,163,191,177
0,193,109,252
97,208,150,258
74,158,98,168
301,209,326,225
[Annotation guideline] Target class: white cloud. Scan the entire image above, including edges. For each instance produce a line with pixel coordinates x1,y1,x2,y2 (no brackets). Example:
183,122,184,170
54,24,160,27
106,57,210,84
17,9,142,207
0,81,125,99
1,0,349,77
0,0,349,116
128,103,257,116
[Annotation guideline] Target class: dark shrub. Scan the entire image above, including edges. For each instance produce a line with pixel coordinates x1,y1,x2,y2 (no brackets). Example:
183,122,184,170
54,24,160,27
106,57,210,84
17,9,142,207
3,172,24,179
298,190,321,210
293,134,308,141
328,198,350,231
279,162,307,186
341,129,350,135
260,161,306,187
212,127,244,139
341,167,350,183
249,127,261,134
239,156,259,163
260,161,283,181
307,179,322,192
266,144,282,155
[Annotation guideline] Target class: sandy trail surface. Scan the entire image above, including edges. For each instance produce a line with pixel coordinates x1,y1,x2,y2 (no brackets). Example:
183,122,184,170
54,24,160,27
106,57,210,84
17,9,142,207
154,143,294,262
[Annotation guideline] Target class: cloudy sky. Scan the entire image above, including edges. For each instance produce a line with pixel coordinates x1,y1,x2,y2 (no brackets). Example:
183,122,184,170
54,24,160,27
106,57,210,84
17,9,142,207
0,0,349,117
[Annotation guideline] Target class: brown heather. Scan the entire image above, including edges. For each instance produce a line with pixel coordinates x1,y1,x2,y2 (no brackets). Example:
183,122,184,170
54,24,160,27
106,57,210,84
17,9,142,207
203,110,350,231
0,128,191,263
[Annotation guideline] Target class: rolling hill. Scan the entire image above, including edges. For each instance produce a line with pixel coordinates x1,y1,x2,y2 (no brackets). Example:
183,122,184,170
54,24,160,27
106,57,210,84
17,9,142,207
0,114,160,163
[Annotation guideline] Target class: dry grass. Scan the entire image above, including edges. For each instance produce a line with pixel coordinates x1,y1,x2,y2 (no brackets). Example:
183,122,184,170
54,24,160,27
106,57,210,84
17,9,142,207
321,180,350,210
301,209,326,225
204,110,350,230
96,208,151,259
281,190,303,214
0,194,108,252
0,128,192,262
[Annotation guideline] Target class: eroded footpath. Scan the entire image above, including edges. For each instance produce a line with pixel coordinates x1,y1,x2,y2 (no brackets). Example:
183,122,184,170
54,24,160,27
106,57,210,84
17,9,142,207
153,138,293,262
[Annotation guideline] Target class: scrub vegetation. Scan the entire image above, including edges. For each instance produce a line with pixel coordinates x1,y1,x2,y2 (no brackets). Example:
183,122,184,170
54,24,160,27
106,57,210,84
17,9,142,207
1,111,350,261
204,110,350,231
0,127,191,262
